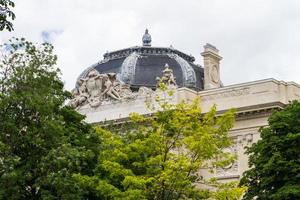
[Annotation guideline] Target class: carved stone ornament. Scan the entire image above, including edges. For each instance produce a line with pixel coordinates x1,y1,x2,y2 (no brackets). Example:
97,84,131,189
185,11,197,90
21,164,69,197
216,139,238,176
69,69,154,109
210,64,219,84
156,63,177,88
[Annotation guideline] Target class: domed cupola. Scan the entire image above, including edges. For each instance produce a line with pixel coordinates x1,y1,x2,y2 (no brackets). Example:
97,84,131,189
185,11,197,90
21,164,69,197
77,29,204,91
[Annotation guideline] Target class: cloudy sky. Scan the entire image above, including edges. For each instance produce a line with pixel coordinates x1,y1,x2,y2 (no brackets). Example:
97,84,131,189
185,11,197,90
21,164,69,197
1,0,300,90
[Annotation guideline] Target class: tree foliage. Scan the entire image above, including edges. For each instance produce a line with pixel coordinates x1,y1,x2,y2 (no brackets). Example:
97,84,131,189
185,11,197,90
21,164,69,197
75,89,245,199
0,38,100,199
240,101,300,200
0,0,15,31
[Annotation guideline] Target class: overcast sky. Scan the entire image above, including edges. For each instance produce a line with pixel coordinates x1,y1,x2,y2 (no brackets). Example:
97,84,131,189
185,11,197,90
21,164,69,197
1,0,300,90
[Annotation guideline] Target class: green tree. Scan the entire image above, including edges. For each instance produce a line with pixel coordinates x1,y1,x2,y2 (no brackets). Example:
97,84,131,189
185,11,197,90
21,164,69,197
75,89,245,199
0,38,100,199
240,101,300,200
0,0,15,31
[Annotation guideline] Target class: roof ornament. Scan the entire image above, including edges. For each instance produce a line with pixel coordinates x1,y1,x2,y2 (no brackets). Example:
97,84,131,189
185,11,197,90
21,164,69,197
142,29,152,46
156,63,177,88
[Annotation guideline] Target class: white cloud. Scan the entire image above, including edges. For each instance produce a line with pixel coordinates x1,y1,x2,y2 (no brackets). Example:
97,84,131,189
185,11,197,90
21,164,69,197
1,0,300,89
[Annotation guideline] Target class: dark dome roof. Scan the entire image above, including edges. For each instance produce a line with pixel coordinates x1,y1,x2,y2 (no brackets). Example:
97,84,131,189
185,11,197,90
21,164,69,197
78,32,204,91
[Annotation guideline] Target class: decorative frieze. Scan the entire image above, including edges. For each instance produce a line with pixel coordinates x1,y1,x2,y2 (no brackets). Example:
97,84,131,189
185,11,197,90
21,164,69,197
201,88,250,101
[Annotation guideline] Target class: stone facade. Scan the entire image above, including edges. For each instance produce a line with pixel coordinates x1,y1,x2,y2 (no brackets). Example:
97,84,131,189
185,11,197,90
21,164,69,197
75,77,300,182
72,37,300,182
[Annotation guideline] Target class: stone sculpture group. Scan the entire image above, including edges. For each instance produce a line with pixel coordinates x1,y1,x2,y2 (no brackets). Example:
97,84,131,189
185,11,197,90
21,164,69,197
70,64,177,109
156,63,177,87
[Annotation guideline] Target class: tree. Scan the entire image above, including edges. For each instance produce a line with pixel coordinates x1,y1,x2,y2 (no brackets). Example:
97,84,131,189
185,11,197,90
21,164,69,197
0,0,15,31
0,38,100,199
74,88,245,199
240,101,300,200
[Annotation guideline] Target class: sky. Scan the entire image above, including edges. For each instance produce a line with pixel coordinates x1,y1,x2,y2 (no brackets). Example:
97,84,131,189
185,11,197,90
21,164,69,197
1,0,300,90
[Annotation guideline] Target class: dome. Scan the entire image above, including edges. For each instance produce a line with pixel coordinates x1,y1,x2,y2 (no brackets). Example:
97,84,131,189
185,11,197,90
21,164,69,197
77,30,204,91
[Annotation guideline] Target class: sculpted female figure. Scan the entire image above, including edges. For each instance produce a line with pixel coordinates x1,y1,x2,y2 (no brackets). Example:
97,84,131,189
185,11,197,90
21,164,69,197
101,73,121,100
85,70,102,97
85,70,103,107
69,79,89,108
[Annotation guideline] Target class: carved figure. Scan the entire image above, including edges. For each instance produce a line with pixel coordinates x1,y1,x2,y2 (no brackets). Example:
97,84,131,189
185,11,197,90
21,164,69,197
69,79,89,108
102,74,121,100
156,63,177,88
69,88,81,108
85,69,103,98
118,84,136,99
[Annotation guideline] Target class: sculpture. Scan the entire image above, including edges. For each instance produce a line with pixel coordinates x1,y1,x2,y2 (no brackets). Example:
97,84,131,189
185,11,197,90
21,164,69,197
70,70,138,109
118,84,137,99
156,63,177,88
69,79,89,108
102,73,121,101
69,64,174,109
85,69,103,98
85,70,103,107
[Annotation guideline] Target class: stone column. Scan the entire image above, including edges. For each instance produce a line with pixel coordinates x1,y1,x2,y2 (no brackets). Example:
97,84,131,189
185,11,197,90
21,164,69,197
201,43,222,90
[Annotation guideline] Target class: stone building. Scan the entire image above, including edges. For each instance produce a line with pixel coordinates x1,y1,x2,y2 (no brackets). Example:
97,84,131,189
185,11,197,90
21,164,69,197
70,29,300,182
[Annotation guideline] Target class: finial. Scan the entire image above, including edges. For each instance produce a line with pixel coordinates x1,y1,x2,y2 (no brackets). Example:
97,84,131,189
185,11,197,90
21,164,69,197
142,29,152,46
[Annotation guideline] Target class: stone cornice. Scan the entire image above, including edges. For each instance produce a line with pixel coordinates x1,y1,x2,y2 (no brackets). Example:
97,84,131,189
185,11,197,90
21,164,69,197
92,102,284,126
200,78,300,94
225,102,283,122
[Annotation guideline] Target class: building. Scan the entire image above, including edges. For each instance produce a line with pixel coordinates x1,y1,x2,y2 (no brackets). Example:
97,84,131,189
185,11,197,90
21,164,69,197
70,29,300,182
